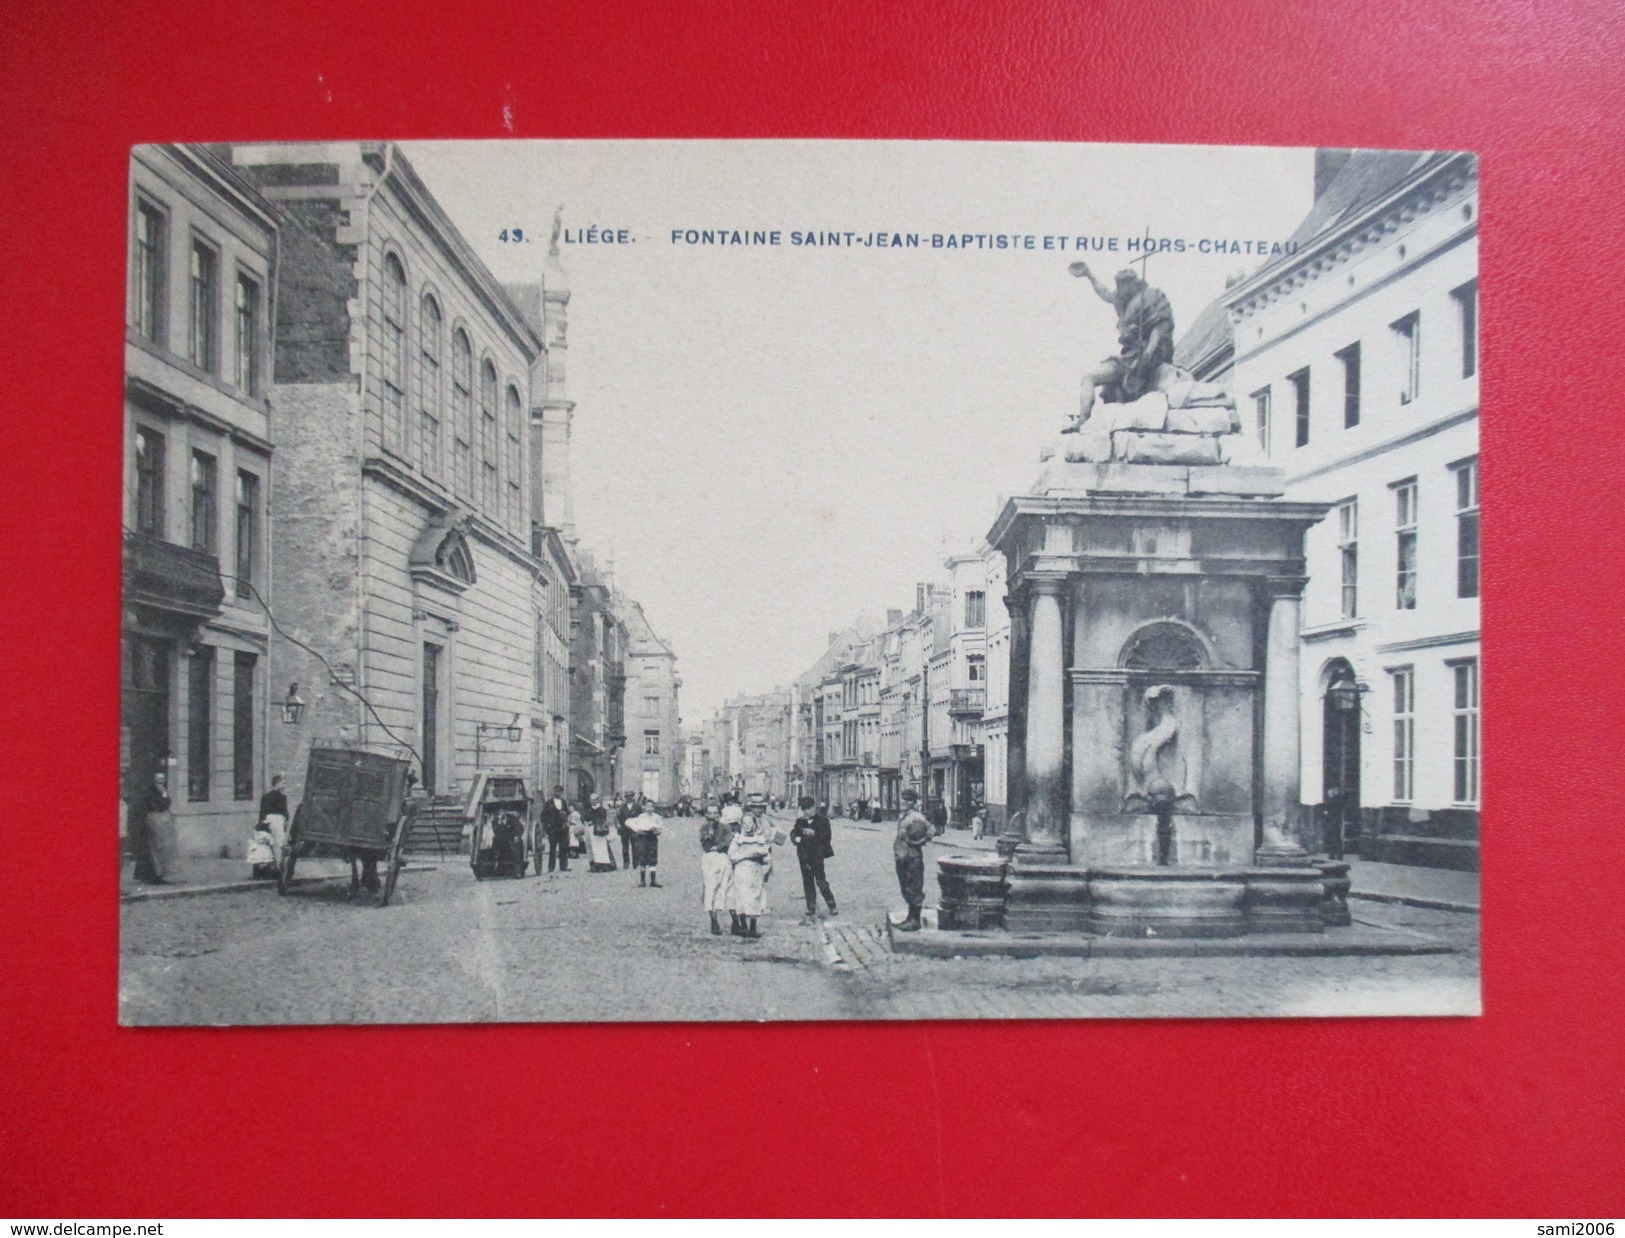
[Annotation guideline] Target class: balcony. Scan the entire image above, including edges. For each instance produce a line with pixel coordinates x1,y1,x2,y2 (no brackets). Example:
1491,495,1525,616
947,688,986,718
123,531,224,621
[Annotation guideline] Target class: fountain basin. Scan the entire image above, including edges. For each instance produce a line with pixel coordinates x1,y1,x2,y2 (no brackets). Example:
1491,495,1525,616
942,856,1350,939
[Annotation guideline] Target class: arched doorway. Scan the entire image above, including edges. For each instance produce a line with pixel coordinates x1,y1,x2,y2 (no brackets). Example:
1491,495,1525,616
1322,659,1363,859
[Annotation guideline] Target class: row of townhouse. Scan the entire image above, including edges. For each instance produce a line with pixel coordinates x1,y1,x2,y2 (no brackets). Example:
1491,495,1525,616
703,570,1015,830
120,142,681,863
698,148,1477,869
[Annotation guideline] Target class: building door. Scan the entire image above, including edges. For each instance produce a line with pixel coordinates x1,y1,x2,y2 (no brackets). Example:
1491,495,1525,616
1322,662,1363,859
422,643,441,794
641,769,661,802
123,635,171,801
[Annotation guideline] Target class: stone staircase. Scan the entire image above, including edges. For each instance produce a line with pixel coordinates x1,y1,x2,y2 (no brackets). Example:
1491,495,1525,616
405,795,468,857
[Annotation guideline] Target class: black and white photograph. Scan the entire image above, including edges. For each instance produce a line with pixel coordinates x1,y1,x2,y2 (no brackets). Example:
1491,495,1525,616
118,140,1481,1024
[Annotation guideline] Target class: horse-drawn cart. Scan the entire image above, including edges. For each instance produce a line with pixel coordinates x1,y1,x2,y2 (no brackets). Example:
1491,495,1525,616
278,746,417,907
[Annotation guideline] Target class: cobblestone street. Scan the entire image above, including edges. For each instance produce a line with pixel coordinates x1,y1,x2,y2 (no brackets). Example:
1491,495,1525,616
120,812,1480,1025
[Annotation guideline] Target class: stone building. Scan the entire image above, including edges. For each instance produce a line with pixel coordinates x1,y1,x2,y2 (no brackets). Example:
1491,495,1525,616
619,599,682,804
1220,149,1480,868
122,144,280,861
230,142,546,810
568,550,627,802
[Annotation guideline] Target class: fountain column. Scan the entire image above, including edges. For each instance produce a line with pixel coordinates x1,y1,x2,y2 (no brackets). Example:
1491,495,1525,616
1257,575,1310,864
1020,573,1069,862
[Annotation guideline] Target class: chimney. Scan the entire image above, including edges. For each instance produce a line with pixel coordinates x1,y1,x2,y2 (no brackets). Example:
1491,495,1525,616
887,609,902,626
916,582,927,614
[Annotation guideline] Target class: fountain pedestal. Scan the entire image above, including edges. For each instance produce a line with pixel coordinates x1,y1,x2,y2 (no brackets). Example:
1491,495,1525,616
968,448,1334,938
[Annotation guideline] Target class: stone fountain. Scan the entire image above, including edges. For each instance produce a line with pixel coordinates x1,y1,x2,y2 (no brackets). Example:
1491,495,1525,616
934,325,1354,939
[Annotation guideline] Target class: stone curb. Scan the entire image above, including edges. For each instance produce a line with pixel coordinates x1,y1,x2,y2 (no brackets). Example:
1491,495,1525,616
1348,890,1479,914
887,921,1456,959
120,863,439,904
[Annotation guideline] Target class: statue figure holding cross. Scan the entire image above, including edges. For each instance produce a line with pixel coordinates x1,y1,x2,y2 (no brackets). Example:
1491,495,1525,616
1062,260,1176,434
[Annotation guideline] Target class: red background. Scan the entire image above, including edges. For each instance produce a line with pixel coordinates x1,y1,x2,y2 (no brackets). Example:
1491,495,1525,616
2,0,1622,1217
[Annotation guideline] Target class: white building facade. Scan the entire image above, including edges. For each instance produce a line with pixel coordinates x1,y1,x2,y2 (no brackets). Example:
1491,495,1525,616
1225,150,1479,869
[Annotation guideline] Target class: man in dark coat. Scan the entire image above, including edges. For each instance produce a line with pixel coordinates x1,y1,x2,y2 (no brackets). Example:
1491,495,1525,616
893,789,934,932
540,784,571,872
789,795,837,924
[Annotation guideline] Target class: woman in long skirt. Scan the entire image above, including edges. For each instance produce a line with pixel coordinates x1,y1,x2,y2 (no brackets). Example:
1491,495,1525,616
727,814,772,938
699,805,735,935
586,795,617,871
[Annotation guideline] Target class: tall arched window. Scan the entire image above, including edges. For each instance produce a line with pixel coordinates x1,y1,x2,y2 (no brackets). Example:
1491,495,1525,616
380,254,408,453
505,383,523,530
479,359,499,514
417,295,443,477
451,329,473,498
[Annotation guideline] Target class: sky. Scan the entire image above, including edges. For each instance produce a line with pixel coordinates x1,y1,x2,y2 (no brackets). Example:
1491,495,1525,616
401,140,1315,722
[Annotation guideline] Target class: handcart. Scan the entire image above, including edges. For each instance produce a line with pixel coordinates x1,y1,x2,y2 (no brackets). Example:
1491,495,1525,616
278,746,416,907
470,774,533,880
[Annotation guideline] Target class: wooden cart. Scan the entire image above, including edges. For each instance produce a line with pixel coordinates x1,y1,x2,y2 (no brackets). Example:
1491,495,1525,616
278,746,417,907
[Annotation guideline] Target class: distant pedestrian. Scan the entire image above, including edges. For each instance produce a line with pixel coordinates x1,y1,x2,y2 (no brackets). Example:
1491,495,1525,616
133,769,178,884
586,794,617,872
893,789,933,931
727,808,772,938
699,803,736,935
627,804,663,887
617,795,635,868
790,795,837,924
541,785,571,873
258,773,290,868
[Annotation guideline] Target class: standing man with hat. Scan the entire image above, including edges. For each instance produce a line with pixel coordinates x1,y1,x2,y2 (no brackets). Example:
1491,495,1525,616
540,784,572,873
790,795,837,925
893,789,934,932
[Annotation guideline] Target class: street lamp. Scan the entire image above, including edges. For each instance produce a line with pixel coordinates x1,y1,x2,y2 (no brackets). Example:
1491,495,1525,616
475,713,523,766
280,682,306,726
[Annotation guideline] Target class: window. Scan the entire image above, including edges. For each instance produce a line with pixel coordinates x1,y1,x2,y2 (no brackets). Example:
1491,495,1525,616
1391,667,1415,802
1454,458,1479,599
644,695,660,718
134,427,165,536
505,384,523,529
234,470,259,598
1452,279,1478,379
1251,386,1272,455
381,254,407,451
967,653,985,683
1336,499,1358,619
965,590,985,629
480,359,499,513
1336,342,1361,428
644,729,660,756
542,610,555,698
233,272,261,394
233,652,256,800
1289,368,1311,447
188,238,218,372
1392,311,1420,404
188,646,214,801
452,330,473,497
418,297,443,476
132,200,167,343
1394,479,1417,610
190,450,217,554
1451,659,1480,804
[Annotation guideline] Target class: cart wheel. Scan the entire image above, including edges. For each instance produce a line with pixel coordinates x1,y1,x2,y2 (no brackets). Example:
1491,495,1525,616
277,846,297,894
277,807,302,894
381,823,407,908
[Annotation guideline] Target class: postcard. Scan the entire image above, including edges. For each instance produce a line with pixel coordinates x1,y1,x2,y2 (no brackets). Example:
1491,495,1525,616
118,140,1480,1023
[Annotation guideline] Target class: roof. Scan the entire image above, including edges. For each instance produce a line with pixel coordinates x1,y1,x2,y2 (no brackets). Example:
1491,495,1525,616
1173,149,1469,377
1171,296,1234,378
